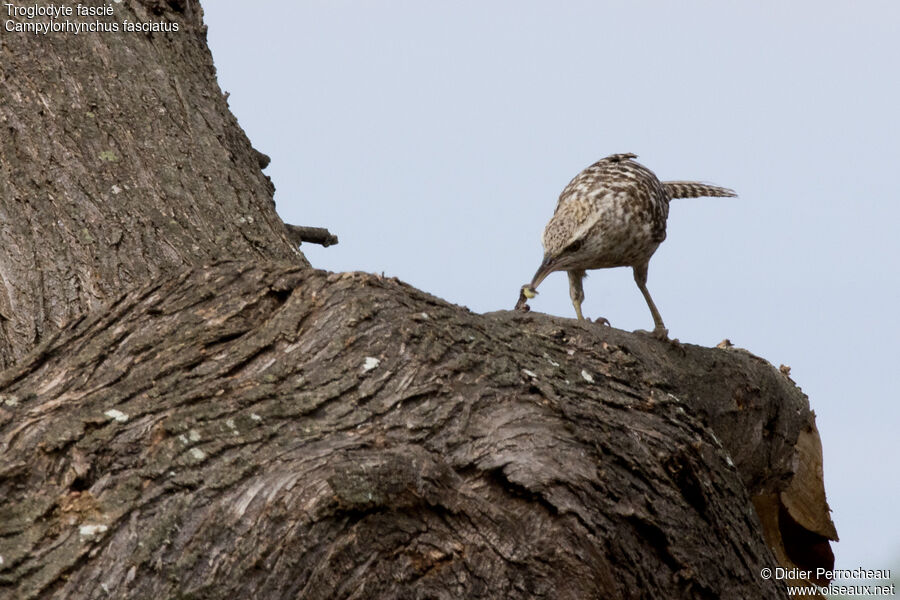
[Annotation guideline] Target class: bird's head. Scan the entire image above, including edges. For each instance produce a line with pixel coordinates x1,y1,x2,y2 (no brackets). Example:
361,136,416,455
528,236,586,290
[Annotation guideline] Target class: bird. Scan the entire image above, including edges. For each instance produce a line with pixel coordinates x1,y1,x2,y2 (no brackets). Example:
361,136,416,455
515,153,736,340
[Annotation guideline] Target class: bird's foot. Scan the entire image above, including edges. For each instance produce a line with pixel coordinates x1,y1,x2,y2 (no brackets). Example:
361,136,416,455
634,327,669,341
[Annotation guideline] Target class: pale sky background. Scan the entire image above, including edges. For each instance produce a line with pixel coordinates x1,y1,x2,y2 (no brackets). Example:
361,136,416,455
203,1,900,576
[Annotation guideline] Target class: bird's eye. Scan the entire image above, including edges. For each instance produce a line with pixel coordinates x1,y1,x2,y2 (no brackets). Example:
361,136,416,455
566,239,583,253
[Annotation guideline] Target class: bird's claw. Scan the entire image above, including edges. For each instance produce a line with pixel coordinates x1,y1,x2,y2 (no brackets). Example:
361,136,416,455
635,327,669,341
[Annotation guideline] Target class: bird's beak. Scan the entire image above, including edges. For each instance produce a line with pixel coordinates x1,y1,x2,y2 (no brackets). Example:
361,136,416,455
515,254,558,311
529,254,557,290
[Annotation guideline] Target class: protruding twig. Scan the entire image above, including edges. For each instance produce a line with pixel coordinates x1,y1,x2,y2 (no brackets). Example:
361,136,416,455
284,224,339,248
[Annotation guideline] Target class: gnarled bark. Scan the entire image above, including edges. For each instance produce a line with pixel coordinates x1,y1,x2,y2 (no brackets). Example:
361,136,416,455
0,262,829,599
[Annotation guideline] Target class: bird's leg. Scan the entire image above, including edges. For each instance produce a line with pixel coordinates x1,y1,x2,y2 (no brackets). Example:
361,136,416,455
633,263,668,340
567,269,586,321
567,270,609,325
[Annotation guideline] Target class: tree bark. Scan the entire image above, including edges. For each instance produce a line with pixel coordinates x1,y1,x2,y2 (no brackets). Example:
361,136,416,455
0,2,836,599
0,0,305,369
0,263,829,599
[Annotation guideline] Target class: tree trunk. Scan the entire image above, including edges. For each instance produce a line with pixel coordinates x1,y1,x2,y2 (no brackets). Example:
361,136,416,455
0,0,304,369
0,2,836,599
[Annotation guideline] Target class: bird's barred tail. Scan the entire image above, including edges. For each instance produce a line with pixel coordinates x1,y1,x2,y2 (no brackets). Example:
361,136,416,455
663,181,737,199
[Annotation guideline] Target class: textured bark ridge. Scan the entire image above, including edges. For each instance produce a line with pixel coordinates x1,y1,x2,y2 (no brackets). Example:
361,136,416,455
0,0,305,369
0,262,833,599
0,1,836,598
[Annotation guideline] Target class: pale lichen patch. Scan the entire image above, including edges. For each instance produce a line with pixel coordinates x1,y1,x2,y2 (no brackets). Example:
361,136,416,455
522,369,537,379
581,369,594,383
79,524,108,539
362,357,380,372
282,341,301,354
104,409,128,423
188,429,201,442
189,448,206,462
